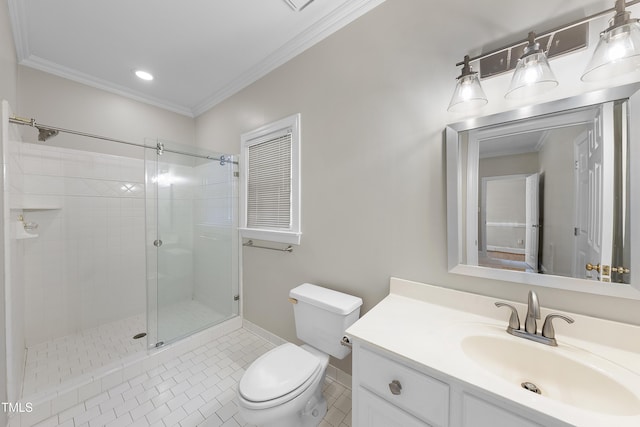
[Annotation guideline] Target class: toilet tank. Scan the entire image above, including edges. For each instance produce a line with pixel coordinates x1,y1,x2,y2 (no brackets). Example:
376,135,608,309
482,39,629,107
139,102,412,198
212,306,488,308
289,283,363,359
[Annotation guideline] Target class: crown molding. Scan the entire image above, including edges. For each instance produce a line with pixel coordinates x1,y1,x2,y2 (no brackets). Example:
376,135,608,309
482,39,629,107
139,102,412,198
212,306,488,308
8,0,29,62
9,0,387,118
191,0,387,116
19,55,195,117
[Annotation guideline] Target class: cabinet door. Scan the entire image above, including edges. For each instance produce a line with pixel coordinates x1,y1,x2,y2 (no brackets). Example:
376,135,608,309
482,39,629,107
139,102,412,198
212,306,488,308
357,388,430,427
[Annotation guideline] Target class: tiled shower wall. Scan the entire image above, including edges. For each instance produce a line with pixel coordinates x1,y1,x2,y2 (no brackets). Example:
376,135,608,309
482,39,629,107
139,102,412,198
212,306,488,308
10,141,237,349
3,103,26,403
9,141,147,347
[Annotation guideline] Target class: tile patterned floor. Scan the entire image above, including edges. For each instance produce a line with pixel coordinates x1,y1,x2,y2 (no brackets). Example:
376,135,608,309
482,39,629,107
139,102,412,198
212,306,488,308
24,315,147,396
31,328,352,427
23,301,228,397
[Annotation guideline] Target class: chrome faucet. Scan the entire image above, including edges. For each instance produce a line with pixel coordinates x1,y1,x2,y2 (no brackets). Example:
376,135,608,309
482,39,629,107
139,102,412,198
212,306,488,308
495,290,574,346
524,290,540,334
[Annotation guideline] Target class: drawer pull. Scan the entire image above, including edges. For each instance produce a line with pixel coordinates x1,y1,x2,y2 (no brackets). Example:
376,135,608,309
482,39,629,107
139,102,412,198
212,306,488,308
388,380,402,395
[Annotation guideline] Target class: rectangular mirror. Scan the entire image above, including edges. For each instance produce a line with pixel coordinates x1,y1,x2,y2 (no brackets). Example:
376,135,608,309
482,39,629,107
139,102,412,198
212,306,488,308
446,84,640,299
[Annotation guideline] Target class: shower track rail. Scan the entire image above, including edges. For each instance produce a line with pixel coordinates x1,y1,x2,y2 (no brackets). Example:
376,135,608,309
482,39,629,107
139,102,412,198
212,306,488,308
8,116,238,164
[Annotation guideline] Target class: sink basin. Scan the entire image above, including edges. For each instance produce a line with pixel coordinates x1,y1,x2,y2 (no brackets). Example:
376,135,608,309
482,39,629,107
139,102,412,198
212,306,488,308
459,326,640,416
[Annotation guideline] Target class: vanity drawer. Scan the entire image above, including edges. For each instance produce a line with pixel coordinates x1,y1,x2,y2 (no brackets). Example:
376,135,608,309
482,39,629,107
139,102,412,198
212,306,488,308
358,387,430,427
358,347,449,427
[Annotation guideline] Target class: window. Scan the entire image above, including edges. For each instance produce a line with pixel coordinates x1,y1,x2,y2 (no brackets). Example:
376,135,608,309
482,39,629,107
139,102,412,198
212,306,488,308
240,114,301,245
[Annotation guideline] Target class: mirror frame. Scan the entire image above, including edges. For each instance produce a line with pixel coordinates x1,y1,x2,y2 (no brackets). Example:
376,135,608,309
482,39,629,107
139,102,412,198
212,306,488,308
446,83,640,299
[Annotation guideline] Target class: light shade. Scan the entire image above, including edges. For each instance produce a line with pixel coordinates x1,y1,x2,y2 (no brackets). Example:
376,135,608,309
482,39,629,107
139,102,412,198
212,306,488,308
505,33,558,99
448,56,488,112
582,14,640,81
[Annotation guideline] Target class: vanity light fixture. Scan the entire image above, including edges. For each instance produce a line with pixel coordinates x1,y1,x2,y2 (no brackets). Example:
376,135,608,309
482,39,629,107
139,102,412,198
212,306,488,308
449,0,640,111
447,55,488,112
505,32,558,99
134,70,154,81
582,0,640,81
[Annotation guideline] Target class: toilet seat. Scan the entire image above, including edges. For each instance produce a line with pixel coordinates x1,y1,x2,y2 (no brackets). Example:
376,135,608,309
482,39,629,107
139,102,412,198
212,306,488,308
239,343,322,408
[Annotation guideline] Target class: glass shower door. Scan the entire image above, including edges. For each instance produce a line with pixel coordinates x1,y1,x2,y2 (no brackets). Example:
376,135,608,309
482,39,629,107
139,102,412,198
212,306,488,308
145,139,238,347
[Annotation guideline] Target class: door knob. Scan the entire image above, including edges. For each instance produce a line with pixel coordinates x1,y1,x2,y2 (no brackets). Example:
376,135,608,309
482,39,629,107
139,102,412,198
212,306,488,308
585,263,601,273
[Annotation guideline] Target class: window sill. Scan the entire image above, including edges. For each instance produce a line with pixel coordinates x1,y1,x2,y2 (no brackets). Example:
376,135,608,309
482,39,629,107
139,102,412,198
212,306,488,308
239,228,301,245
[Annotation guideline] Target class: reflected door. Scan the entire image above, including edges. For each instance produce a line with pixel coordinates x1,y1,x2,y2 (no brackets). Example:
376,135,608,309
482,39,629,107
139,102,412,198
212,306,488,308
574,106,614,281
524,173,539,271
574,130,590,278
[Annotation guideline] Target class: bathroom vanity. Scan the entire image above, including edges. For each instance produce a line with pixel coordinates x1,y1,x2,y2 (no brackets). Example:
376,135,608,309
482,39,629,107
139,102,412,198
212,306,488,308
346,278,640,427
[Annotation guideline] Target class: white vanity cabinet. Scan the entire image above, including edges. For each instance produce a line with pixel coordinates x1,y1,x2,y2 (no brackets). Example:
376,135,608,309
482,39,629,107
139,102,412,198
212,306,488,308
355,345,449,426
347,278,640,427
352,342,567,427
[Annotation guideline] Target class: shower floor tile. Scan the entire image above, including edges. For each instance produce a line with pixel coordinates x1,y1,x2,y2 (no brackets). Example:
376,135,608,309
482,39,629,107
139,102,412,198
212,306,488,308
157,300,229,346
36,328,352,427
23,314,148,397
23,300,229,397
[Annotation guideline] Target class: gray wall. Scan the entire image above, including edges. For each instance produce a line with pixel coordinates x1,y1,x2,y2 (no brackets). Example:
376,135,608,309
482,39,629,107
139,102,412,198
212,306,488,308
16,67,196,156
479,152,539,178
196,0,640,374
1,0,17,423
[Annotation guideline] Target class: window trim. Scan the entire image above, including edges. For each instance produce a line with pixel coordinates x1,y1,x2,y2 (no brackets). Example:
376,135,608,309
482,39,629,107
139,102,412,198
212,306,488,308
239,113,301,245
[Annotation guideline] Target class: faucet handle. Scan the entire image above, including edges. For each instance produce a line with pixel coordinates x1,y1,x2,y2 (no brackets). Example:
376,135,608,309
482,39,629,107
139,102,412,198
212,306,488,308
541,314,574,345
495,302,520,332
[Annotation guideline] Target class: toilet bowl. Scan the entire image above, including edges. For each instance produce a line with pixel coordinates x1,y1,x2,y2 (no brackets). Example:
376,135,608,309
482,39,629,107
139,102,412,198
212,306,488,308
237,283,362,427
237,343,329,427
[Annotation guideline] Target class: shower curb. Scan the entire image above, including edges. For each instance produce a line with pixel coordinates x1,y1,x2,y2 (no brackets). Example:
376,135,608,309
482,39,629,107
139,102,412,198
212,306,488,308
9,316,243,427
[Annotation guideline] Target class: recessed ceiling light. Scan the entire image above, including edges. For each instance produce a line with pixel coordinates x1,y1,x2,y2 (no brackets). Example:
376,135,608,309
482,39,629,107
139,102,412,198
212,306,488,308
134,70,154,81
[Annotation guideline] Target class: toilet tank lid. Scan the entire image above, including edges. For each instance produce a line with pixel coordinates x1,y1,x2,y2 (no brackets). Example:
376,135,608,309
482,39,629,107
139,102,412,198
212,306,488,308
290,283,363,315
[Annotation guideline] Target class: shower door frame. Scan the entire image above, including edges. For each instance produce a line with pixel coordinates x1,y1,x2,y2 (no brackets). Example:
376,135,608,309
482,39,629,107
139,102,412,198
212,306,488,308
145,138,240,349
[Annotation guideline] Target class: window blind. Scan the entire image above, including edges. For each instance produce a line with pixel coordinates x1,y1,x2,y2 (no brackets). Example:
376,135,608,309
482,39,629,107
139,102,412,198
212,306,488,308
247,132,292,230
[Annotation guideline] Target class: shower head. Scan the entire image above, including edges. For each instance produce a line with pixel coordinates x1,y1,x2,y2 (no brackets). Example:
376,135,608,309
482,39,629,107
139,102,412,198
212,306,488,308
37,126,58,142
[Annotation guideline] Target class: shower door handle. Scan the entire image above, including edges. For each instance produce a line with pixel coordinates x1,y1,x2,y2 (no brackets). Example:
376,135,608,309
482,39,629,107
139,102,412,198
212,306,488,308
153,240,163,247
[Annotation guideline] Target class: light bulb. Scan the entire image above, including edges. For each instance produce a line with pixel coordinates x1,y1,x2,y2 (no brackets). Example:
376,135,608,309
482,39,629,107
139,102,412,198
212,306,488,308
135,70,154,81
459,80,474,101
607,33,633,61
523,64,541,85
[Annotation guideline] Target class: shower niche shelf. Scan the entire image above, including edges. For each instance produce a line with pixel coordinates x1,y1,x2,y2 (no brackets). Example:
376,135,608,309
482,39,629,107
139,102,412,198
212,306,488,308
14,222,38,239
10,203,62,211
20,206,62,211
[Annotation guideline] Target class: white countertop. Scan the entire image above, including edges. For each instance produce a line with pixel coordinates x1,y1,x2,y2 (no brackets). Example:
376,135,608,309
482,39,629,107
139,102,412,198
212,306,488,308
346,277,640,427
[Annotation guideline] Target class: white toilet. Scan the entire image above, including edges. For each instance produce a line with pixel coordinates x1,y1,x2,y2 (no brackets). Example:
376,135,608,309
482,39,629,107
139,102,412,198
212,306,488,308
237,283,362,427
